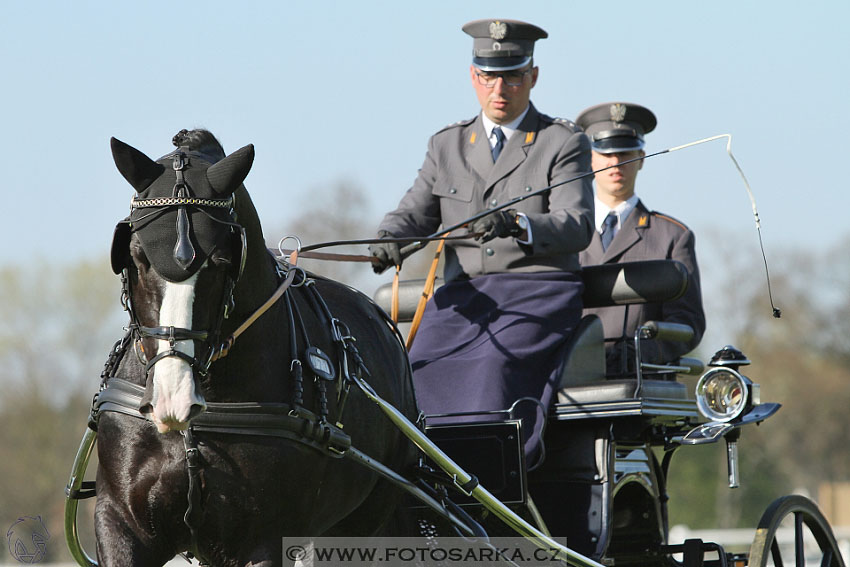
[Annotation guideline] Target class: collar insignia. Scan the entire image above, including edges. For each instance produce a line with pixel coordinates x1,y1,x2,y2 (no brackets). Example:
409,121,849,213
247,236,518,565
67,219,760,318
638,215,648,227
610,103,627,123
489,21,507,40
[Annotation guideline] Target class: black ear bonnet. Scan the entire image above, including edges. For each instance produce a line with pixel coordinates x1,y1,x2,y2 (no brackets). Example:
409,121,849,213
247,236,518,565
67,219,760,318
110,137,254,282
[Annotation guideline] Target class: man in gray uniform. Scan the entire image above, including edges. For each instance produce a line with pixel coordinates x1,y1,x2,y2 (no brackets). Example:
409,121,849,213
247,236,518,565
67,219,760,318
370,19,594,464
576,102,705,374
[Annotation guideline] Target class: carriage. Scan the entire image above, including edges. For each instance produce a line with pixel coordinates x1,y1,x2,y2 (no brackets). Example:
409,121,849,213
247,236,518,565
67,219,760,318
64,133,845,567
372,261,845,567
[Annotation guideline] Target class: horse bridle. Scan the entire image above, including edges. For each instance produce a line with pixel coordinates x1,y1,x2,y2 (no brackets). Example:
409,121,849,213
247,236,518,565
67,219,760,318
117,150,245,378
121,263,234,378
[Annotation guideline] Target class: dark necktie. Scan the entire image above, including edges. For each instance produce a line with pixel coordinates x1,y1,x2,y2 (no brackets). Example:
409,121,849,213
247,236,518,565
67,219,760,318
600,212,618,251
491,126,505,162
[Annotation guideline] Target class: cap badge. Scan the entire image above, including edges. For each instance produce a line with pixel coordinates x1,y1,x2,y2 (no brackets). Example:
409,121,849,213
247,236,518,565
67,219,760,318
489,21,507,40
610,103,627,123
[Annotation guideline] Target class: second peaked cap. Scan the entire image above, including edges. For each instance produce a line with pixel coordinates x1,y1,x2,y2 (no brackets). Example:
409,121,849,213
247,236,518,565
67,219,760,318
576,102,657,154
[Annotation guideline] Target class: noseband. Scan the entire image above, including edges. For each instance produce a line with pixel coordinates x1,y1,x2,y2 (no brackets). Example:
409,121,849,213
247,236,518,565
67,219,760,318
119,150,244,378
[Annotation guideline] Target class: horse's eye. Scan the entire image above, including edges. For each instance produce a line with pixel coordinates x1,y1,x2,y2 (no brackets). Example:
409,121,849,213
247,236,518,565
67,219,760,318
129,239,150,269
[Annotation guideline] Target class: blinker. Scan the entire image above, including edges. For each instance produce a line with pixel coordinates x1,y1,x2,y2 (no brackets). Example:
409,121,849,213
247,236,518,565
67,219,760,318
111,221,132,274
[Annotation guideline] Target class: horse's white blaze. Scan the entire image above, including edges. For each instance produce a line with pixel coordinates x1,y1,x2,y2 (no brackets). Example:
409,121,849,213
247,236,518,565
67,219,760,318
150,271,207,432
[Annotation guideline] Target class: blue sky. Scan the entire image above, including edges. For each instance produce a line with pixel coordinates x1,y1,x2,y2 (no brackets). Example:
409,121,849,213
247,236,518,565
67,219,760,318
1,1,847,269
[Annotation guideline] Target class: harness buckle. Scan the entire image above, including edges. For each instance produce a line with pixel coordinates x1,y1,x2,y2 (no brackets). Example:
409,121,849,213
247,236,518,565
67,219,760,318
330,318,345,342
452,474,480,497
185,447,202,469
223,294,235,320
199,347,215,376
120,271,131,312
173,153,186,171
323,423,352,456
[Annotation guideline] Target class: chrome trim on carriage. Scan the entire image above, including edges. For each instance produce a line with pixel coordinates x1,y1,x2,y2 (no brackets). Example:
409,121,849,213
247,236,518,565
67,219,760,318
551,397,702,422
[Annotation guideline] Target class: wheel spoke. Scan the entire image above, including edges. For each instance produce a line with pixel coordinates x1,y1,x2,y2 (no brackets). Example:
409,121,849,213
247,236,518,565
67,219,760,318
795,512,805,566
772,538,784,567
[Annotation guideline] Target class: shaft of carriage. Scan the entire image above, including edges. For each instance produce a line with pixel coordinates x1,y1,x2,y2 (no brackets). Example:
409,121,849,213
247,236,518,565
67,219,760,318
350,368,604,567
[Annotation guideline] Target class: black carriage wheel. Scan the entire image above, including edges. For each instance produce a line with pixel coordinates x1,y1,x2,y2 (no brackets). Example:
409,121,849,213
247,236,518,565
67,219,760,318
748,494,846,567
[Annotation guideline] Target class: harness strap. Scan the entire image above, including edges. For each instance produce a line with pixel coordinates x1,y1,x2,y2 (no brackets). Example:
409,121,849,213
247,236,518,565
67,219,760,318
405,234,448,350
284,293,305,409
300,281,348,423
212,266,297,360
138,325,209,342
67,481,97,500
145,348,197,374
99,333,133,388
94,378,148,419
93,378,351,456
391,268,400,322
281,249,378,263
182,426,205,562
172,153,197,271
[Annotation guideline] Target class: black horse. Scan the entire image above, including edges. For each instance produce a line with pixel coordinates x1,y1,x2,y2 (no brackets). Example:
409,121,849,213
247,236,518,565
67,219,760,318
95,130,418,566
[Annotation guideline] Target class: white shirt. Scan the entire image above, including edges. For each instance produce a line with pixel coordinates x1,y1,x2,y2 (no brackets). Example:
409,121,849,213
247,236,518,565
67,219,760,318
594,194,640,240
481,106,530,149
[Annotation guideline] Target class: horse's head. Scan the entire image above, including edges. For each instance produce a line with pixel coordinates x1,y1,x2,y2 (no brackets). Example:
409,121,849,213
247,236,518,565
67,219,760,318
110,131,254,433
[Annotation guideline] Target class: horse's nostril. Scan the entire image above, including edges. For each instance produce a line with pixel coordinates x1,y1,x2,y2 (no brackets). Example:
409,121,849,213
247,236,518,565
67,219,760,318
139,403,154,415
187,403,206,421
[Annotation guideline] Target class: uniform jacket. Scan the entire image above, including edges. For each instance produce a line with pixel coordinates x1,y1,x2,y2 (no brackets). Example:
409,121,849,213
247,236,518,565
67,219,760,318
579,199,706,370
378,103,594,282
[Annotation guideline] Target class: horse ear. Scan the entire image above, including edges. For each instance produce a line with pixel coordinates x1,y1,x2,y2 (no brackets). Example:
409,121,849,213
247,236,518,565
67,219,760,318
206,144,255,196
111,137,165,193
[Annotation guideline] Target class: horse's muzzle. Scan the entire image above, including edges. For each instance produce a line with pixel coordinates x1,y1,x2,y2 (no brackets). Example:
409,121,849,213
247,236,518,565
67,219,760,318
140,373,208,433
142,402,207,433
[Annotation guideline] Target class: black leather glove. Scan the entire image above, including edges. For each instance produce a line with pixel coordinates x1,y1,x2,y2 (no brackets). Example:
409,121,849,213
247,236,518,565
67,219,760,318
468,209,520,242
368,231,402,274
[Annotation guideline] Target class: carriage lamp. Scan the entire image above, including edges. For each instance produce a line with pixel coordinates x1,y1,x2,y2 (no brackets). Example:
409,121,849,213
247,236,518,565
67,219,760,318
695,367,753,423
707,344,751,370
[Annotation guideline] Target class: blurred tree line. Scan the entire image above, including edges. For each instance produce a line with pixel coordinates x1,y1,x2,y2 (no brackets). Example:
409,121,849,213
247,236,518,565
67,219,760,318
0,181,847,562
0,259,124,563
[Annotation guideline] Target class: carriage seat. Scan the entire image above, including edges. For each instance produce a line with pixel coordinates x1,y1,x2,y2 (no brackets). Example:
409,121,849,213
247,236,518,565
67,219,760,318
372,260,695,406
372,259,690,325
556,260,694,405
